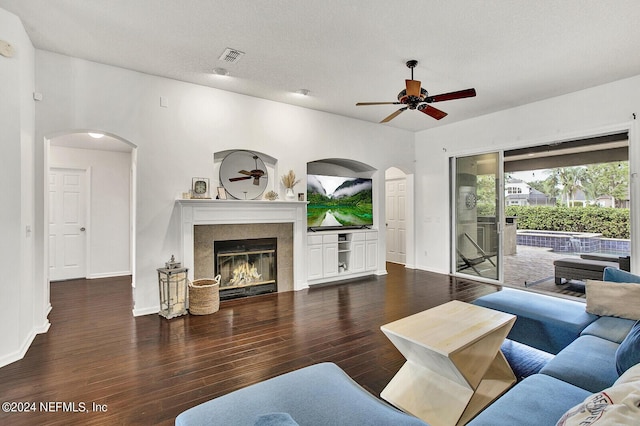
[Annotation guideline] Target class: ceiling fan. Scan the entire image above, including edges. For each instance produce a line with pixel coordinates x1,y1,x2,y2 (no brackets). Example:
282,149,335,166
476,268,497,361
229,155,265,185
356,60,476,123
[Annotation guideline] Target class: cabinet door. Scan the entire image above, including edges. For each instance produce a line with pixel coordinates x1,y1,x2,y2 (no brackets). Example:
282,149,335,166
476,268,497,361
366,240,378,271
307,244,324,280
323,243,339,277
351,241,366,272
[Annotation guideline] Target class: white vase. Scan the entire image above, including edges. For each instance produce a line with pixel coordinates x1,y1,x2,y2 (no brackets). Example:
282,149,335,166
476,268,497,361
285,188,296,200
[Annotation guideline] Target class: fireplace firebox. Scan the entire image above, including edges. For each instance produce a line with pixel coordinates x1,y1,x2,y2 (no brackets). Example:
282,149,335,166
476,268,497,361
214,238,277,300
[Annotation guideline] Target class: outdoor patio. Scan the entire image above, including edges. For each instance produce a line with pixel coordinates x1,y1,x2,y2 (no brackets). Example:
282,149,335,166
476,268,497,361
504,245,587,299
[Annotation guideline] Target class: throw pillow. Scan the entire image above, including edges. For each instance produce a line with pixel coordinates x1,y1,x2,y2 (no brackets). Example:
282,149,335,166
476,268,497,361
616,362,640,384
603,267,640,284
556,364,640,425
616,320,640,375
585,280,640,320
254,413,300,426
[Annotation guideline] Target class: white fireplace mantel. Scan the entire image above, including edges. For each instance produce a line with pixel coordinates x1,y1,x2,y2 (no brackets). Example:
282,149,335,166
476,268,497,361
176,199,308,291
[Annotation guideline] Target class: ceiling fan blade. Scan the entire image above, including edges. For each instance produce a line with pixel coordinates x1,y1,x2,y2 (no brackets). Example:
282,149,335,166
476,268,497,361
356,102,401,106
426,88,476,103
253,177,260,185
229,176,252,182
380,107,408,123
406,79,421,97
418,104,448,120
237,170,252,176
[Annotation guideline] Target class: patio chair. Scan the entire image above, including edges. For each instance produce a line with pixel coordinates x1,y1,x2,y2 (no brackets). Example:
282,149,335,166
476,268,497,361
457,232,496,274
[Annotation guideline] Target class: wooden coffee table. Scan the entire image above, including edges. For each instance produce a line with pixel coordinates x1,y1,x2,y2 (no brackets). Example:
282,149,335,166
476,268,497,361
380,300,516,426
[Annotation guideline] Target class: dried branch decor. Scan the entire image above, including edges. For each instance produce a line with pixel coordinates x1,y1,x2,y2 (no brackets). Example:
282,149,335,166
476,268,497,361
281,170,301,189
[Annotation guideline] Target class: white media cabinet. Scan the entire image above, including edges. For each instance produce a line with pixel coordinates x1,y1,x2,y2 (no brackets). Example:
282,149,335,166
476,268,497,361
306,229,378,285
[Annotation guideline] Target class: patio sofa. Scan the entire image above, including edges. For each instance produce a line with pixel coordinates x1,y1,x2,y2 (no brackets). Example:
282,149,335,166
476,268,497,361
175,268,640,426
553,254,631,285
553,257,619,285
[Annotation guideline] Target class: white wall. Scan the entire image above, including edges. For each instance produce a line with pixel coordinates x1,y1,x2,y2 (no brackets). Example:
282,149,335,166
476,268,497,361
33,51,415,316
49,146,132,278
0,8,45,368
414,75,640,274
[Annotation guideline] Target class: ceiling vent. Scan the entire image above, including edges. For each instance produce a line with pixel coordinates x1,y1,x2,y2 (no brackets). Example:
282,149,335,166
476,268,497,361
218,48,245,64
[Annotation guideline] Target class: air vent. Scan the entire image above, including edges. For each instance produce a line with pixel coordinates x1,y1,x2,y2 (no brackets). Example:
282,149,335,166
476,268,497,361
218,48,245,64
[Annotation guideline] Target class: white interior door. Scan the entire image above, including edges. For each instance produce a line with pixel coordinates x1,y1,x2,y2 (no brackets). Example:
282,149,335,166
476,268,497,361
49,168,87,281
386,178,407,264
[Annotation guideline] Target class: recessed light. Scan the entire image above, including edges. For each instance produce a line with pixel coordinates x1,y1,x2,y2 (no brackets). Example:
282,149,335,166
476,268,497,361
295,89,310,96
212,67,229,76
88,132,104,139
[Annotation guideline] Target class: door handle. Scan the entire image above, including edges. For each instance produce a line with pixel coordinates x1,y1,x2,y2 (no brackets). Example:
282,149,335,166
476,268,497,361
80,227,86,232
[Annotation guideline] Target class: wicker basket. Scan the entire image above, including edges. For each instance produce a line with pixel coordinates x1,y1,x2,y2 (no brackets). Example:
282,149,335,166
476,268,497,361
188,275,221,315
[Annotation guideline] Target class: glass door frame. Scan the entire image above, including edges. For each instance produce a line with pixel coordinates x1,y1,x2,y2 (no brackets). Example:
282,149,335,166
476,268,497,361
450,150,505,284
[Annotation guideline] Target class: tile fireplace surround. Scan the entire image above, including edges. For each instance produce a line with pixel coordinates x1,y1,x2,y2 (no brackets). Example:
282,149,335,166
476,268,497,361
176,199,308,293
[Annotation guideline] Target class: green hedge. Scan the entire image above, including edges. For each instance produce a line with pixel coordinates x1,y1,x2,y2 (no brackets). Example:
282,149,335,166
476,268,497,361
505,206,630,239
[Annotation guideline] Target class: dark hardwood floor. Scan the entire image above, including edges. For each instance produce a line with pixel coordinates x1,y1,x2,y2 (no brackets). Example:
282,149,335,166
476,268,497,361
0,263,500,425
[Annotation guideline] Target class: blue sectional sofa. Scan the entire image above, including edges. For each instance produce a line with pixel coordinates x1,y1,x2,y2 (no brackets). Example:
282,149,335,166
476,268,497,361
176,268,640,425
175,362,429,426
468,295,637,425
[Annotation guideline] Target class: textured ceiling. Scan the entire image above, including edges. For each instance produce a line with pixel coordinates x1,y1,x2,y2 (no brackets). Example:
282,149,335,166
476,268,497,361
3,0,640,132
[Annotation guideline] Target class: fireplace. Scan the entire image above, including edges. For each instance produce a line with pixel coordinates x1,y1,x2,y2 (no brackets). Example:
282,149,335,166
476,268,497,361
214,238,277,300
176,199,308,300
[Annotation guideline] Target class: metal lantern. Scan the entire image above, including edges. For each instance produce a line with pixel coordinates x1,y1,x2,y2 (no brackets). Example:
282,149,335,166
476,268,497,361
157,256,188,319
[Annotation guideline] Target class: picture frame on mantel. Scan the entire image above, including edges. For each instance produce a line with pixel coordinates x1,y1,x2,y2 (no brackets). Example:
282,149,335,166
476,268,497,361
191,177,211,199
216,187,227,200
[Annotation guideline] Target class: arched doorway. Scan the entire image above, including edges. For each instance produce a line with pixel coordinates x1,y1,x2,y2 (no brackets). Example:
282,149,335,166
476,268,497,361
44,131,136,299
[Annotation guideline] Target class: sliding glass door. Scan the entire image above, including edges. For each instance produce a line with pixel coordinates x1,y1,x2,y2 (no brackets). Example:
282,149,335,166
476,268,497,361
452,152,503,281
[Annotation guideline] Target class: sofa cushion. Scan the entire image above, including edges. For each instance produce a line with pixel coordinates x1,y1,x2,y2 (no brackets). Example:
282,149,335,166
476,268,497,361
175,363,428,426
501,339,553,381
556,363,640,425
467,374,591,426
540,335,620,393
586,279,640,320
254,413,299,426
616,320,640,375
473,288,598,354
603,266,640,283
580,316,636,343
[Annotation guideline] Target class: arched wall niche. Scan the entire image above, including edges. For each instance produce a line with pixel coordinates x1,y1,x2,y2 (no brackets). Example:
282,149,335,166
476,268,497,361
307,158,376,177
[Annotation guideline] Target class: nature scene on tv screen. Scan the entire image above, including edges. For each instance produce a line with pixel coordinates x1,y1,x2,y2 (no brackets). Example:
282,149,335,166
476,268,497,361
307,175,373,227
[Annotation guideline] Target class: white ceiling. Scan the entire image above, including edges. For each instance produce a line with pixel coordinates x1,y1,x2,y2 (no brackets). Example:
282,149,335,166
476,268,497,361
3,0,640,133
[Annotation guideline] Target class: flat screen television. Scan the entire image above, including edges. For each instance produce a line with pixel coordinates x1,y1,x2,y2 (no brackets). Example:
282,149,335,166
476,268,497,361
307,174,373,230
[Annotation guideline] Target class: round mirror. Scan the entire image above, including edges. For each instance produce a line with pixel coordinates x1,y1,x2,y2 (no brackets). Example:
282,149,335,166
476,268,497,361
220,151,268,199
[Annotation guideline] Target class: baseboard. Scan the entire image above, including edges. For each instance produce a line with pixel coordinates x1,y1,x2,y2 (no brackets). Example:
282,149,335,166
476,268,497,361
0,327,39,369
88,271,131,279
415,264,449,275
375,269,388,276
132,305,159,317
36,320,51,334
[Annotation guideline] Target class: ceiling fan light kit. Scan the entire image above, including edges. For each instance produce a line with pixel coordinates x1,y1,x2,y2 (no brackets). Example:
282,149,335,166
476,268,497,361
356,59,476,123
